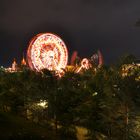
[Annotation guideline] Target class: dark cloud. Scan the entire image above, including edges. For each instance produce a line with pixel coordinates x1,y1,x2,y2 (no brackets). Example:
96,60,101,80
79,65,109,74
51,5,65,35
0,0,140,66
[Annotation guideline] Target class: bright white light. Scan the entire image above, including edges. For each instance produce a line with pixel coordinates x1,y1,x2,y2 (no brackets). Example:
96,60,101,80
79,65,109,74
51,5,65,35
92,92,98,96
37,100,48,108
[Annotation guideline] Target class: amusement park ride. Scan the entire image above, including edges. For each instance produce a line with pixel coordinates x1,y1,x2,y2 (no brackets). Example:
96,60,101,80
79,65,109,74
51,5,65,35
5,33,104,74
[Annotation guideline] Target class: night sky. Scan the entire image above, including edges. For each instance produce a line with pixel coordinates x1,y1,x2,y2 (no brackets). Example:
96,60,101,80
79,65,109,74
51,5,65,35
0,0,140,67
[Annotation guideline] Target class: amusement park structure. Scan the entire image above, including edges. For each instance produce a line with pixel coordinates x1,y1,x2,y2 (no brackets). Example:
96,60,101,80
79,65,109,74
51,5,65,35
27,33,68,73
3,33,104,74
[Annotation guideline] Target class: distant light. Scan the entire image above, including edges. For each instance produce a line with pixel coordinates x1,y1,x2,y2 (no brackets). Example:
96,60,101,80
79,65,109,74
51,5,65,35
37,100,48,108
92,92,98,96
113,85,118,88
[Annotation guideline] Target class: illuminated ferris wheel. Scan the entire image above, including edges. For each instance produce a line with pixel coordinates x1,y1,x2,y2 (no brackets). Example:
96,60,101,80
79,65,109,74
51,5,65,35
27,33,68,72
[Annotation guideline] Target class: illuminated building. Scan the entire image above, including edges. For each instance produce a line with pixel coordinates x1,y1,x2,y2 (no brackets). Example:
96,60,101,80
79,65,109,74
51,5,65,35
12,58,18,71
5,58,18,72
5,55,27,73
21,54,26,66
